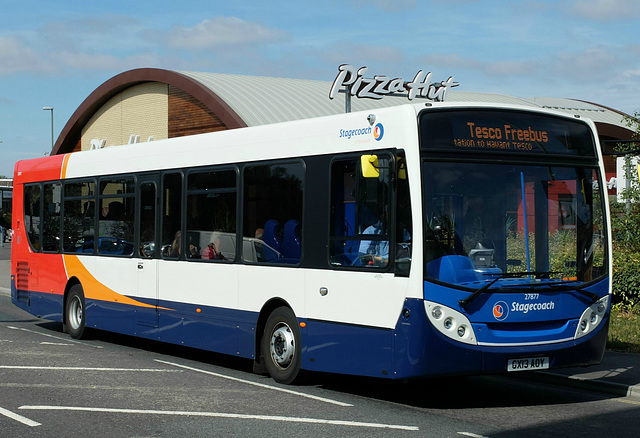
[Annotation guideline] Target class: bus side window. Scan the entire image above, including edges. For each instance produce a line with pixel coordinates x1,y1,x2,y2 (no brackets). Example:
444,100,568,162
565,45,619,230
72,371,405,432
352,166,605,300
98,177,134,256
139,182,156,258
24,184,42,251
63,181,96,254
186,168,237,262
329,155,391,269
242,162,303,264
161,172,183,259
42,182,61,252
395,153,412,277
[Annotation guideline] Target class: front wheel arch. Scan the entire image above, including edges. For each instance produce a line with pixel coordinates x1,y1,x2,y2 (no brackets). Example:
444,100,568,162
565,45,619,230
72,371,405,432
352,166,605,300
260,306,303,384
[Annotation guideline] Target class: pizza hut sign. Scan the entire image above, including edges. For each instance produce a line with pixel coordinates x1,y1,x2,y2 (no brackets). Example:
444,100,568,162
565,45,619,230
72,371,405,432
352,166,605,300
329,64,459,102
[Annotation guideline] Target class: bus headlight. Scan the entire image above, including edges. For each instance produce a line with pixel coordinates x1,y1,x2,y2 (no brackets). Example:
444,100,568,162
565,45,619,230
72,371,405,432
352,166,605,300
574,295,609,340
425,301,477,345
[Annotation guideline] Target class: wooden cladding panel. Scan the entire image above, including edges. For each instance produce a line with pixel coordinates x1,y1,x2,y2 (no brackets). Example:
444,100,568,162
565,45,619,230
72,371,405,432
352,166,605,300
72,137,82,153
168,85,228,138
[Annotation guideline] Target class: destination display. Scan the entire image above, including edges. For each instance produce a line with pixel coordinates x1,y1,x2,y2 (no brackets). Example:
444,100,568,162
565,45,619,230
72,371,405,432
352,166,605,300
455,122,549,151
420,109,597,157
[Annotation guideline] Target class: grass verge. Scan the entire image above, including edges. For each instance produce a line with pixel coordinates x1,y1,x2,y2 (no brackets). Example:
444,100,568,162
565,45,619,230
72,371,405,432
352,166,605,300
607,308,640,354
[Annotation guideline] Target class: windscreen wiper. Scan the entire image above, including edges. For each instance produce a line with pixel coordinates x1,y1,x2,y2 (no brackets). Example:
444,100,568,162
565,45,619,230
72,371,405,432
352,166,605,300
458,271,598,309
458,275,502,309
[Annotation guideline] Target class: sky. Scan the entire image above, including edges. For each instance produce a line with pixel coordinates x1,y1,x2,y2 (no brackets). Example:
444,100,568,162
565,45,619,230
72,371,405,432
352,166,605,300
1,0,639,178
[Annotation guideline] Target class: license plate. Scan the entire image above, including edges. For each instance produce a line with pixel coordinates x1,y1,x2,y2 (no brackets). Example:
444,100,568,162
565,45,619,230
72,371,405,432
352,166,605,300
507,357,549,372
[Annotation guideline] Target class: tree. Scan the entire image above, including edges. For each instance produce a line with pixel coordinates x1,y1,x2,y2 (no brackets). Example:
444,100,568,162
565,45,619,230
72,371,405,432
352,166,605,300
610,111,640,310
610,112,640,249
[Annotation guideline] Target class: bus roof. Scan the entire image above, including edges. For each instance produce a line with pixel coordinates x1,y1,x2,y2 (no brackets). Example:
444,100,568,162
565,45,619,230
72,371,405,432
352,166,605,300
15,102,597,182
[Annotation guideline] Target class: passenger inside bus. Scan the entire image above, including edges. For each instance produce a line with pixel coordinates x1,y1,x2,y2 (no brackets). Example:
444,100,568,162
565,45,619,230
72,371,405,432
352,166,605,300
358,205,390,267
358,220,389,265
202,235,226,260
169,230,199,258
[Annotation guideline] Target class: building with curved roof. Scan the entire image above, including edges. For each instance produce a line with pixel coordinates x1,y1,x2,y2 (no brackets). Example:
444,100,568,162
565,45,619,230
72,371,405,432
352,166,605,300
51,67,634,183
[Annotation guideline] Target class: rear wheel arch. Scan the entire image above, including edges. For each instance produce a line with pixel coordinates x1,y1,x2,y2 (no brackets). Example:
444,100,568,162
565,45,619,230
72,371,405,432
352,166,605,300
63,278,86,339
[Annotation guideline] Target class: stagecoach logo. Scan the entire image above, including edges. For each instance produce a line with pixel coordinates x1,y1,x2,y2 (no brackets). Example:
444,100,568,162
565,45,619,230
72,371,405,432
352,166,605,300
373,123,384,141
493,301,509,321
493,299,557,320
338,122,385,141
329,64,459,101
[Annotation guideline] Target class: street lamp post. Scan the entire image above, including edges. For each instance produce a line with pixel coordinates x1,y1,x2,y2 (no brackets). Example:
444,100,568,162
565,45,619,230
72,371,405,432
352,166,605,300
43,107,54,150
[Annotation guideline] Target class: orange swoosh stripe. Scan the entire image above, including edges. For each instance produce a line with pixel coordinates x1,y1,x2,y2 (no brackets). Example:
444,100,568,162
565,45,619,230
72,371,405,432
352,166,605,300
63,255,169,310
60,153,71,179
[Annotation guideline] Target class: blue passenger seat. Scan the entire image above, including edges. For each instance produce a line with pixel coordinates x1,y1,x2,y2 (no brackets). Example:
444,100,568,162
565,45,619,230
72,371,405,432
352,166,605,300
262,219,282,262
282,219,301,261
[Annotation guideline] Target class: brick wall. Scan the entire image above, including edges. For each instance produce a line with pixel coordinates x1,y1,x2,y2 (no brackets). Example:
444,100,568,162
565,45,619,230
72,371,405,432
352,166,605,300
81,82,169,151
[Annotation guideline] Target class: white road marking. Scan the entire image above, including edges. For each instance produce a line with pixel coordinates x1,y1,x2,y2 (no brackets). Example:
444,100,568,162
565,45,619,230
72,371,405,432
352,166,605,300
40,342,73,346
19,405,418,431
155,359,353,407
7,326,103,349
0,406,41,427
0,365,182,372
458,432,491,438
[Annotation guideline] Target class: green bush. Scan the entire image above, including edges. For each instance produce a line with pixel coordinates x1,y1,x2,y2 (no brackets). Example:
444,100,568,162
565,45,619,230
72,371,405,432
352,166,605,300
612,246,640,311
609,114,640,312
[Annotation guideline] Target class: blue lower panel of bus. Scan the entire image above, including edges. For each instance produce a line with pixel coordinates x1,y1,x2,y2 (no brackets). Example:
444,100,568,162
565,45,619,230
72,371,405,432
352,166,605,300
10,283,258,360
88,297,258,359
301,299,483,378
302,319,395,377
11,284,64,323
12,281,608,379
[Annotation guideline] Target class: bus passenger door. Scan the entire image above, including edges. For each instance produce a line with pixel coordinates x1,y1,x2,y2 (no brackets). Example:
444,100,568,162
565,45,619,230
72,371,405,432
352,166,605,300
136,179,159,329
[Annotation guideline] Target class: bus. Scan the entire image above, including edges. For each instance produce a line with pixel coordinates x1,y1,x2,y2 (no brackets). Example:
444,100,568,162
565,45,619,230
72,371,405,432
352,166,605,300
11,102,611,384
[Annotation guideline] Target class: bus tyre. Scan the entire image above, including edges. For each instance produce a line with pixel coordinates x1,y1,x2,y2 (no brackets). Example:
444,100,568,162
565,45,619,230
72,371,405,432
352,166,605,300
262,307,302,384
66,285,87,339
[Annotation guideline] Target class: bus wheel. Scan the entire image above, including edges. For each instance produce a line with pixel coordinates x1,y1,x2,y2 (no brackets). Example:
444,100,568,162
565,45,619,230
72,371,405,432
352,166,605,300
262,307,302,384
66,284,86,339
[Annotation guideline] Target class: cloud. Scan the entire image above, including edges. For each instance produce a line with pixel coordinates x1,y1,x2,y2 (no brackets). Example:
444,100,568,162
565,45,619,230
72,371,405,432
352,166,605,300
163,17,288,50
568,0,640,21
553,46,619,81
321,43,404,68
0,36,50,75
54,50,163,72
417,54,482,71
483,59,540,77
0,14,294,79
